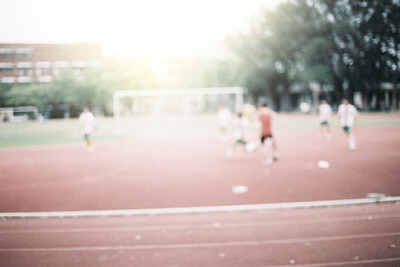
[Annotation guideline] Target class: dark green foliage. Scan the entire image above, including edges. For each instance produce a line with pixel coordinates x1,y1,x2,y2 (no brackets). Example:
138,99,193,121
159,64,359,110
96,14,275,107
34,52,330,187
229,0,400,110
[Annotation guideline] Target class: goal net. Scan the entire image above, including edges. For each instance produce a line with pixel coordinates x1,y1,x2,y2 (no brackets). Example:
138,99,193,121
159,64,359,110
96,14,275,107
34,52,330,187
0,106,39,122
113,87,246,121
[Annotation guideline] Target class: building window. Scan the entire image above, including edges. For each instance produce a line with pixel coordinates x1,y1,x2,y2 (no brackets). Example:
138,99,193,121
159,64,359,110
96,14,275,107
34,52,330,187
17,62,32,77
0,62,14,73
53,61,69,68
89,61,101,67
17,62,33,69
35,61,51,69
37,76,52,83
17,76,33,83
0,48,14,58
0,77,16,83
36,61,51,75
71,61,86,68
16,48,33,59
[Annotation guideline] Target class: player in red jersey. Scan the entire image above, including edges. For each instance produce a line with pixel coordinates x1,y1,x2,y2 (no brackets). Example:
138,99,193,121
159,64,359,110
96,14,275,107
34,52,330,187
258,102,279,164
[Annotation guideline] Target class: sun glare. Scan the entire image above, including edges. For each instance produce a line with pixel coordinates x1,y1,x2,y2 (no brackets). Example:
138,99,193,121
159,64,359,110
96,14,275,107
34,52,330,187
0,0,282,59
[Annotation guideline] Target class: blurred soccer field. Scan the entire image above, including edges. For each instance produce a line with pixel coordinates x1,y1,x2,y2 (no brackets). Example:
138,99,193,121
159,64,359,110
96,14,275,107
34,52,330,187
0,113,399,148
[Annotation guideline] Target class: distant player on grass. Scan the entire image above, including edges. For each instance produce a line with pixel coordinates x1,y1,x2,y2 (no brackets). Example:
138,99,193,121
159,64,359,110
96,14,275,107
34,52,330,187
338,98,358,150
318,99,332,140
225,112,252,160
79,107,95,152
258,102,279,164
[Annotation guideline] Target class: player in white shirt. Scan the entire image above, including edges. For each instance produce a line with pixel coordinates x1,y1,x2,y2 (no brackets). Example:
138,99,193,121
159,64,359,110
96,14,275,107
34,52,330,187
337,99,358,150
225,112,253,159
217,106,232,142
318,100,332,139
79,107,95,152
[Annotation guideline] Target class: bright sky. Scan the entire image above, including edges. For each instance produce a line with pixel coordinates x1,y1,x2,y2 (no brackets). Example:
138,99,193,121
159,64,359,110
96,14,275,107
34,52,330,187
0,0,281,59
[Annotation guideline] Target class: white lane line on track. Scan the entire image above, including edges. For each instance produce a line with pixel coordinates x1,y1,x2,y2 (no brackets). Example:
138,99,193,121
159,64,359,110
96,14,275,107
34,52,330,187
1,197,400,219
261,257,400,267
1,213,399,234
0,232,399,252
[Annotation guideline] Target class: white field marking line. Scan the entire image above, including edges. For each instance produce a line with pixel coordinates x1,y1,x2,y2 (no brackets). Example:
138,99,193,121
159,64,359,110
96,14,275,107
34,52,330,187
1,213,400,234
0,232,399,252
1,197,400,219
261,257,400,267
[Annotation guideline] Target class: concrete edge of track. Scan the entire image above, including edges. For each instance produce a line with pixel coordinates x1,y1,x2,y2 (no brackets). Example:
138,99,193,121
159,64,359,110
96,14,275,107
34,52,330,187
1,196,400,219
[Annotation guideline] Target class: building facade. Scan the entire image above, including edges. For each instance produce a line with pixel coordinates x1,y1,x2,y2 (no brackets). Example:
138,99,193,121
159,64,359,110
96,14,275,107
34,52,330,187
0,43,102,84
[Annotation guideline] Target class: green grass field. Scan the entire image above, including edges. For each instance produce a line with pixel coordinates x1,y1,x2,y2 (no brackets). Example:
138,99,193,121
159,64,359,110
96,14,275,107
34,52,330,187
0,113,399,148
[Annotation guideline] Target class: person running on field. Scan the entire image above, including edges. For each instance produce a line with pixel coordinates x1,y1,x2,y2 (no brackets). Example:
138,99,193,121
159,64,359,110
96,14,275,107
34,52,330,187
258,102,279,164
79,107,95,152
338,98,358,150
217,105,232,142
318,99,332,140
225,112,252,160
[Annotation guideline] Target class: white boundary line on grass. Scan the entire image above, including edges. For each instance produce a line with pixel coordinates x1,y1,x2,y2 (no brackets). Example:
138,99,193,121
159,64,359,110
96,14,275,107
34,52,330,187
1,196,399,219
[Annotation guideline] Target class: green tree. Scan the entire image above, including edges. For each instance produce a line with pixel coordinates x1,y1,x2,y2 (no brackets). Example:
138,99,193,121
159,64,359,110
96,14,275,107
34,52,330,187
228,0,400,110
317,0,400,109
0,84,14,107
228,0,324,110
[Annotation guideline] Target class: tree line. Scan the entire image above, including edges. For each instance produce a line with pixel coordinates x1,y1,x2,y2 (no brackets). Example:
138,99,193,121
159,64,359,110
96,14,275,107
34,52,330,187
1,0,399,116
227,0,400,111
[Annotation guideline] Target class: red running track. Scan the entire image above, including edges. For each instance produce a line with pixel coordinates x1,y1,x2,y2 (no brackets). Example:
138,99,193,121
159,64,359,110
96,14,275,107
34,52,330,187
0,203,399,266
0,127,399,212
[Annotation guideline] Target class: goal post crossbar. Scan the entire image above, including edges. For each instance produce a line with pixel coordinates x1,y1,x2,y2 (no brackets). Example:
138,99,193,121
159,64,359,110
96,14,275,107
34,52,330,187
0,106,39,120
113,87,246,120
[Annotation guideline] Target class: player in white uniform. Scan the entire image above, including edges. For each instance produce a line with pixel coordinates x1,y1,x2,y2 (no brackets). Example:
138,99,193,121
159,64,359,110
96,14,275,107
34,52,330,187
79,107,95,152
217,106,232,142
337,99,358,150
225,112,252,159
318,100,332,139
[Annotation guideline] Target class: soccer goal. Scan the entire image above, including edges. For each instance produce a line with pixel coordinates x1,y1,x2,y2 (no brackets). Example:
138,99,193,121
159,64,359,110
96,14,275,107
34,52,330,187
113,87,246,121
0,106,39,122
